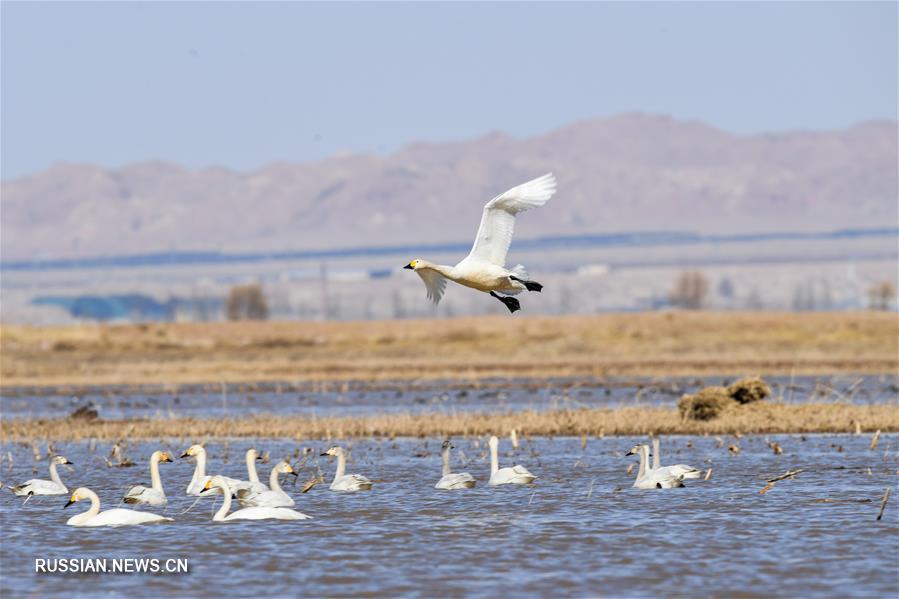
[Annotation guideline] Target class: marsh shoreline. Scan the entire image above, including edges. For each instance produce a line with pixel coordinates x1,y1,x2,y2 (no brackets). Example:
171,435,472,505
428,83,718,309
4,403,897,442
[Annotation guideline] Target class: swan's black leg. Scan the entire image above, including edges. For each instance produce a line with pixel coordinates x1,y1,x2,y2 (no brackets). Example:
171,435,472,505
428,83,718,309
510,276,543,292
490,291,520,313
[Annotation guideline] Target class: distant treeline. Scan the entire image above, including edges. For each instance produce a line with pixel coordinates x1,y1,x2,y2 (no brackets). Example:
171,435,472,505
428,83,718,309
4,227,897,272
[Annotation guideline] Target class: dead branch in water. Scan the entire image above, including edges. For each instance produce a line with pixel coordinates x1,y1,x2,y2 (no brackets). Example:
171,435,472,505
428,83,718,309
876,487,891,521
760,469,803,494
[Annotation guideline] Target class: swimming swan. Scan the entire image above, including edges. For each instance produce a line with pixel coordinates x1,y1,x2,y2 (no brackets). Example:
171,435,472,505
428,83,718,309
180,444,245,496
12,455,72,496
237,448,268,494
123,450,173,506
435,440,476,489
404,173,557,313
651,438,702,480
488,435,535,486
65,487,172,527
237,461,296,508
625,444,684,489
202,476,310,521
321,446,372,492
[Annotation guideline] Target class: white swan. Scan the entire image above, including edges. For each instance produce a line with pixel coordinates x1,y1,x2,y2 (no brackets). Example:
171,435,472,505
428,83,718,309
180,444,245,496
487,435,535,485
202,476,310,521
65,487,172,527
123,450,173,506
12,455,72,496
321,446,372,492
625,444,684,489
239,448,268,494
435,440,476,489
237,461,296,508
652,438,702,480
404,173,557,313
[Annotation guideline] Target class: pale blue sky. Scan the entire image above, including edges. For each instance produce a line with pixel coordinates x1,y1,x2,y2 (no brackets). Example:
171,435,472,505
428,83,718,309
2,1,896,179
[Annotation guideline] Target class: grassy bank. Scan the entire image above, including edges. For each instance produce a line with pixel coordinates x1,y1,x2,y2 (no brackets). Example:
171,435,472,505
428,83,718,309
2,312,897,391
4,403,897,442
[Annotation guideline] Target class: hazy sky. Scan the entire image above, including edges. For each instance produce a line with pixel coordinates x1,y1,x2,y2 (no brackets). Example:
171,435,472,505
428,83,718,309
2,1,896,179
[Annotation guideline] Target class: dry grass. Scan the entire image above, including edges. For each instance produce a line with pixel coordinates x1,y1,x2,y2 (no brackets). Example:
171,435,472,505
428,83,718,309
3,403,897,442
1,312,896,391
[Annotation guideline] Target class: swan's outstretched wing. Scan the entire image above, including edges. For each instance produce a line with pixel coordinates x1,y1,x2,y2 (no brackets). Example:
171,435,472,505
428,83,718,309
466,173,556,267
417,269,447,304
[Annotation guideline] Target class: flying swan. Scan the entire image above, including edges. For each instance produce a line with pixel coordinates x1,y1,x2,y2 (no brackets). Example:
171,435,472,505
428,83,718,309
65,487,172,527
321,446,373,492
202,476,311,521
487,435,536,486
404,173,557,313
12,455,73,496
435,440,476,489
123,450,173,506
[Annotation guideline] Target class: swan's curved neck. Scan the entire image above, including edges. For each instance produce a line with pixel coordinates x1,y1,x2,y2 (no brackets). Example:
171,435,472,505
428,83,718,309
652,438,660,471
192,450,207,483
269,466,284,492
84,489,101,517
149,454,164,492
441,448,451,477
334,451,346,481
489,443,499,475
246,452,260,483
420,261,455,280
214,482,232,521
49,461,64,486
636,445,649,479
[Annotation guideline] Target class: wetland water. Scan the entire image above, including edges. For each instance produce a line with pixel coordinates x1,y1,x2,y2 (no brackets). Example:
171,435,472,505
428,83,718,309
0,434,896,597
2,374,896,421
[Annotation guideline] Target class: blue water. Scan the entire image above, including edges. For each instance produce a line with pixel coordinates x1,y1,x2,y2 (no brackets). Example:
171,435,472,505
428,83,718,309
1,434,896,597
2,375,895,421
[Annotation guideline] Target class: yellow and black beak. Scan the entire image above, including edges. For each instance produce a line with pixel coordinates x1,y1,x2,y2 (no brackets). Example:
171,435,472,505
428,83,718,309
162,455,173,463
180,451,190,459
403,263,414,270
64,497,76,508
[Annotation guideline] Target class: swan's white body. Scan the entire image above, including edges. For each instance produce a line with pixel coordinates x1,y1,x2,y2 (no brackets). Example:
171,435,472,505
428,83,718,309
405,174,556,312
181,445,245,496
237,461,295,508
203,476,310,521
66,488,172,527
322,446,372,492
487,436,535,486
124,450,172,506
12,455,71,496
628,444,684,489
652,438,702,480
435,441,476,490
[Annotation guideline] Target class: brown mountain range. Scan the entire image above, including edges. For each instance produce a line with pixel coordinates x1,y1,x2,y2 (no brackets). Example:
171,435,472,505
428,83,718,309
2,113,896,261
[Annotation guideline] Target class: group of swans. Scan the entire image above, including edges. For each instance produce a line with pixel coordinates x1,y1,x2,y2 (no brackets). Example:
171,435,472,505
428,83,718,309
201,476,310,521
626,438,703,489
434,435,536,488
404,173,557,314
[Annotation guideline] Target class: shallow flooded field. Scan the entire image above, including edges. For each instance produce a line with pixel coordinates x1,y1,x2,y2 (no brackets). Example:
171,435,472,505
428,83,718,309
2,374,896,421
1,433,895,597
